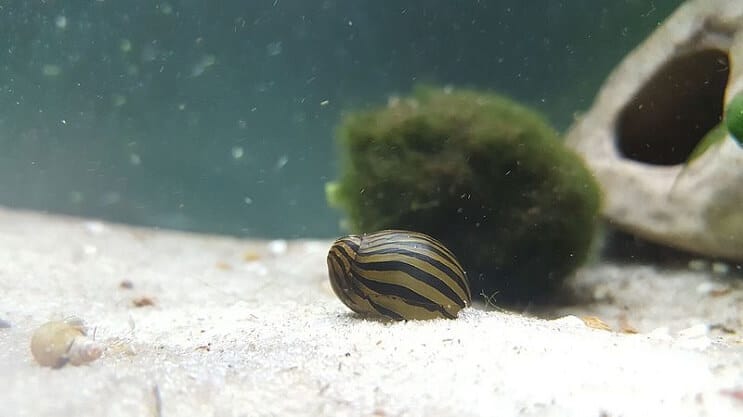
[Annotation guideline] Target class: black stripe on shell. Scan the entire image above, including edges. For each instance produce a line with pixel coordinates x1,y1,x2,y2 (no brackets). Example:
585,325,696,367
356,245,469,304
353,257,466,309
360,230,470,297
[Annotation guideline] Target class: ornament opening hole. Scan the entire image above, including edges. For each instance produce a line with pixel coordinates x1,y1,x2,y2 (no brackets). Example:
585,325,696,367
616,48,729,165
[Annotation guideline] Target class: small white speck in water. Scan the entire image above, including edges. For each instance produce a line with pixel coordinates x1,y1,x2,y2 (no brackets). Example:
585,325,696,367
268,240,288,255
55,16,67,29
231,146,244,159
160,3,173,15
120,39,132,52
83,221,106,235
275,155,289,170
266,41,282,56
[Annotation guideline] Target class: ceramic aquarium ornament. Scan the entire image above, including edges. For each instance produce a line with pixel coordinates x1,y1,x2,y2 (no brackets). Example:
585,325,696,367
566,0,743,261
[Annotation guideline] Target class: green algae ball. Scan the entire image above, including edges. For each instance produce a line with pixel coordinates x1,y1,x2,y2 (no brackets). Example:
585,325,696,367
327,87,602,302
725,92,743,146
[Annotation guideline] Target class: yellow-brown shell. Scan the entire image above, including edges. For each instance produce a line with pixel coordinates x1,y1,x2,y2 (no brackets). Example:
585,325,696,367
327,229,471,320
30,319,103,368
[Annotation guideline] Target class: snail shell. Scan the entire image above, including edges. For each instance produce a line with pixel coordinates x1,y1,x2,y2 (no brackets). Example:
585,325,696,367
327,230,471,320
30,318,103,368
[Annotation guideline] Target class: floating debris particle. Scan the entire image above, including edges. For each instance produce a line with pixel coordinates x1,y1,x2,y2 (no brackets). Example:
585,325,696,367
132,296,156,308
243,196,253,205
268,240,288,255
83,221,106,235
120,39,132,53
42,64,62,77
119,280,134,290
243,250,261,262
215,261,232,270
30,318,103,368
159,2,173,15
266,41,282,56
581,316,612,331
275,154,289,170
231,146,244,159
112,94,127,107
191,54,216,77
54,15,67,30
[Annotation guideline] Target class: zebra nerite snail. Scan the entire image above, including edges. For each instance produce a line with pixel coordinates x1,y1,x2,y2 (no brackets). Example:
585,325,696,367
327,230,471,320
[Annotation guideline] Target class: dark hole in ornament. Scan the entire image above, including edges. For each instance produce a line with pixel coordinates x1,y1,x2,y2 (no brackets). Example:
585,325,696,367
616,49,729,165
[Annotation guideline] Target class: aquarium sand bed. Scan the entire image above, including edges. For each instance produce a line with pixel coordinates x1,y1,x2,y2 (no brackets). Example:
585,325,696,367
0,207,741,417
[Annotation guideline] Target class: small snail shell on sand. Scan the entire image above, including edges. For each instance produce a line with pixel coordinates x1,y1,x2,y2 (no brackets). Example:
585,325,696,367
30,318,103,368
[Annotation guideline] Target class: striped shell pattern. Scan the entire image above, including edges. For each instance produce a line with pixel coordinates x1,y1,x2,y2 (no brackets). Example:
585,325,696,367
327,230,471,320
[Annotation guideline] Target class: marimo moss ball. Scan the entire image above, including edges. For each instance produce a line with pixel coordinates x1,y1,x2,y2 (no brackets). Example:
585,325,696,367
326,87,601,301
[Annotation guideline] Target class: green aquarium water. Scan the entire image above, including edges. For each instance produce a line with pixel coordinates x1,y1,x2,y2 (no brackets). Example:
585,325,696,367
0,1,682,238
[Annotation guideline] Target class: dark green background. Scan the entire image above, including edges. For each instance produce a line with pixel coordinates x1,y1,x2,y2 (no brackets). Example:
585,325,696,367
0,0,682,238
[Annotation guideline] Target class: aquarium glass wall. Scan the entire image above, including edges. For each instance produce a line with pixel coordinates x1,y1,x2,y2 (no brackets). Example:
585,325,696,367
0,0,682,238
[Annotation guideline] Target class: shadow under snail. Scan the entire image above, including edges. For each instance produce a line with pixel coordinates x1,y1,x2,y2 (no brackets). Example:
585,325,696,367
327,229,471,320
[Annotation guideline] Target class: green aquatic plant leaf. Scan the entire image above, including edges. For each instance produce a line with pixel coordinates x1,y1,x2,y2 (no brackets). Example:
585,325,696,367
725,91,743,146
687,123,727,162
667,123,727,198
